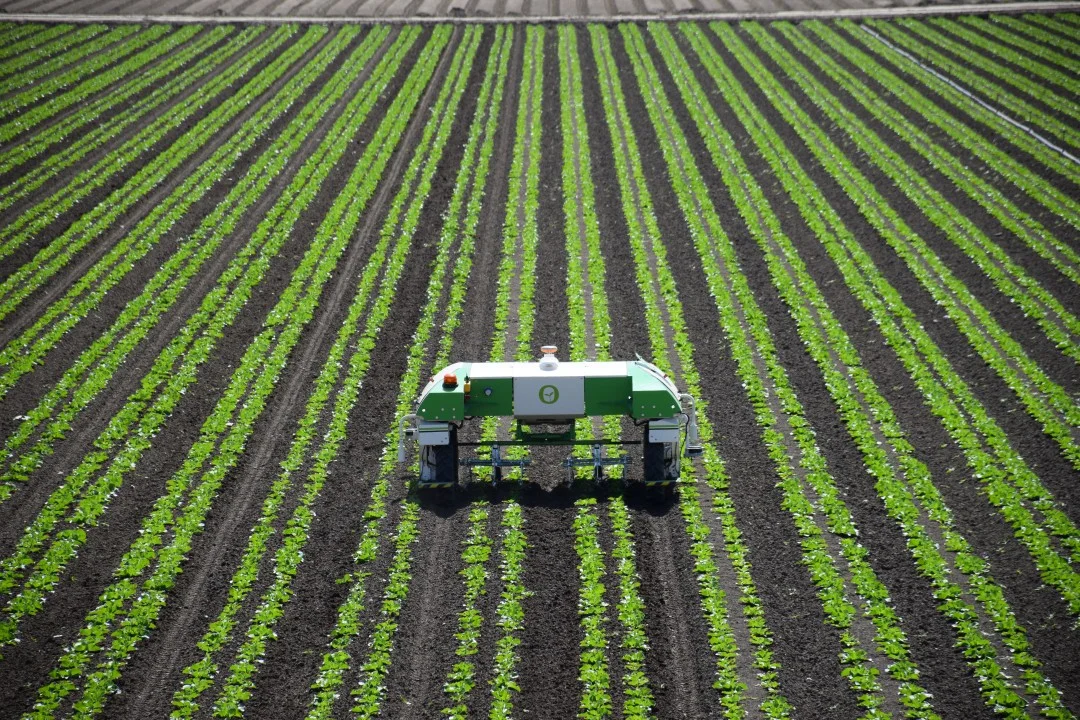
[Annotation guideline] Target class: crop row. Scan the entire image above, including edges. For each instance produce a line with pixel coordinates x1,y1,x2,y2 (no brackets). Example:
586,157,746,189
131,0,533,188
559,25,655,717
0,27,325,503
0,24,320,530
441,505,494,720
953,16,1079,92
0,24,371,655
746,22,1080,580
19,24,451,720
0,27,263,392
591,23,794,718
877,19,1079,151
804,21,1080,367
0,24,301,320
0,25,174,140
159,23,407,719
0,23,103,86
574,498,613,719
0,24,246,212
301,24,500,720
683,20,1071,715
0,25,283,267
0,24,138,116
623,22,943,716
1007,14,1080,57
0,24,77,70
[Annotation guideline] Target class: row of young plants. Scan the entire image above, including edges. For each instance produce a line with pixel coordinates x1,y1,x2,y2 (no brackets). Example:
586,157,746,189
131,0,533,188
861,19,1080,251
758,21,1080,563
487,28,545,718
355,28,549,720
478,23,544,475
0,24,171,139
622,23,938,718
0,25,332,514
952,16,1079,92
678,20,1068,717
425,26,515,720
3,23,209,150
878,19,1080,160
304,26,502,719
0,23,139,115
862,22,1080,200
590,24,792,718
164,25,412,719
1005,14,1080,58
488,501,529,720
0,24,288,266
0,23,75,68
0,27,259,389
0,25,382,649
225,25,480,720
0,30,262,382
572,499,613,719
696,21,1073,715
17,25,449,719
558,25,654,717
441,504,495,720
0,23,303,318
0,26,354,488
819,19,1080,323
0,23,104,87
0,24,246,210
775,22,1080,472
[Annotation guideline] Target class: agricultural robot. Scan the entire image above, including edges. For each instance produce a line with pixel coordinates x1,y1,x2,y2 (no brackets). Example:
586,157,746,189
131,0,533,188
398,346,702,489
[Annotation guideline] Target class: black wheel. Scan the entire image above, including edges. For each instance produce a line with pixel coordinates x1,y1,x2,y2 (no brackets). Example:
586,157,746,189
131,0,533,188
642,423,680,485
643,438,667,485
421,427,458,487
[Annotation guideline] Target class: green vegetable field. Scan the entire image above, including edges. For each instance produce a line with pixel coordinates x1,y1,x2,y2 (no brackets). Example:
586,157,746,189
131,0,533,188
0,13,1077,719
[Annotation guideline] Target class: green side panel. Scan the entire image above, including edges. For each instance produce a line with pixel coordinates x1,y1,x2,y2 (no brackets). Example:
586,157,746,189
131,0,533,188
464,376,514,417
418,362,470,421
584,375,631,416
418,383,465,421
629,364,680,419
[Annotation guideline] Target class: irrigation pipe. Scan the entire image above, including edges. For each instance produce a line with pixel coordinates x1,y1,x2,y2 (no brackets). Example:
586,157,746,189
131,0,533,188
861,24,1080,167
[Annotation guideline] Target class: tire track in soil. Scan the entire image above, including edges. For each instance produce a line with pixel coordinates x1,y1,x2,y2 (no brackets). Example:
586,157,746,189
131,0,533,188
110,28,402,720
0,25,315,341
229,27,475,719
584,26,722,720
0,27,341,547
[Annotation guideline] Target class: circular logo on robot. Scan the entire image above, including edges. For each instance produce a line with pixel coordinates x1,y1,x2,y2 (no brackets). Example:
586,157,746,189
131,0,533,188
539,384,559,405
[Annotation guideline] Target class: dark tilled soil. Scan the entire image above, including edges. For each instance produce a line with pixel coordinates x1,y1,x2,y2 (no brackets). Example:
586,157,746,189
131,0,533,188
1,17,1078,720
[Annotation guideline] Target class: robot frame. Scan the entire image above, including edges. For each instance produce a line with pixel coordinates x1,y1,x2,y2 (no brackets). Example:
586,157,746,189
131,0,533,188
397,346,703,489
